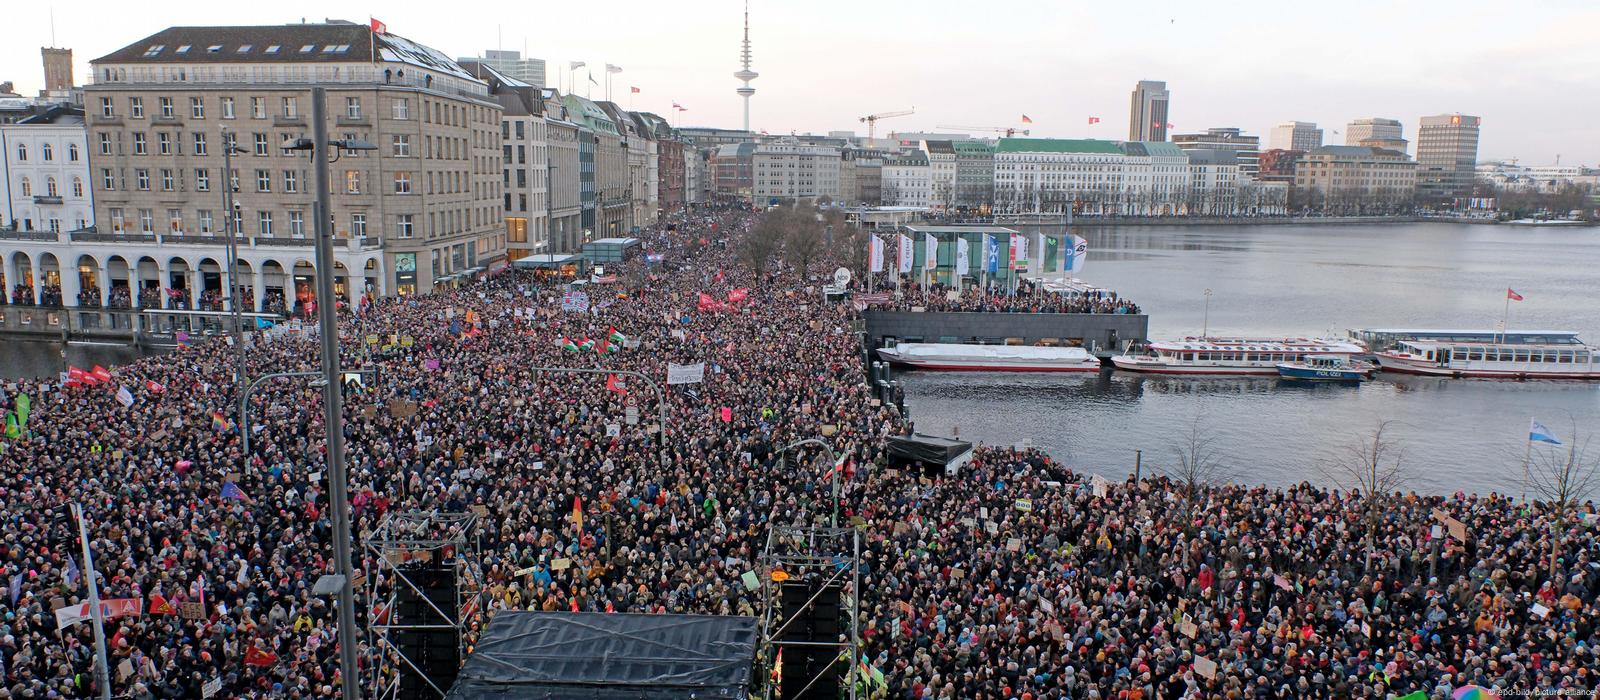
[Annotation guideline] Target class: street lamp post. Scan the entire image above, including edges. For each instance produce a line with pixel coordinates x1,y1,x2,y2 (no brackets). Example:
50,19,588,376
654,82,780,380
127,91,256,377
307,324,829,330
283,86,375,700
70,503,112,700
1202,288,1213,339
777,439,841,527
220,132,249,453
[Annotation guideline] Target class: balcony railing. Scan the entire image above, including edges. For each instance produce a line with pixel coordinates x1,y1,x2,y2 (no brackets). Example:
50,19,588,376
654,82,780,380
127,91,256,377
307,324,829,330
74,231,157,243
0,229,61,242
18,229,382,251
33,195,64,205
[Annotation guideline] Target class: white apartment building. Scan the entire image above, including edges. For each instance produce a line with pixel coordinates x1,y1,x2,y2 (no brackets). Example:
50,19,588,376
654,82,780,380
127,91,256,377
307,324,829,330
1117,141,1189,216
461,60,550,260
992,139,1124,215
2,107,93,236
1187,150,1240,216
921,140,956,211
752,139,840,203
881,151,931,208
1269,121,1322,152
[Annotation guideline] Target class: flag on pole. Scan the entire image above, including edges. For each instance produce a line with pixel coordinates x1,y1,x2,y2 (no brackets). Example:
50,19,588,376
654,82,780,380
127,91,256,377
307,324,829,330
897,234,914,274
256,317,274,329
588,72,598,85
1507,288,1523,301
578,338,596,352
91,365,113,382
8,573,22,606
630,86,640,94
868,236,885,273
606,64,623,74
1021,115,1033,124
956,237,970,272
243,646,278,667
66,556,80,586
3,412,18,440
560,337,578,352
571,495,584,531
606,374,628,395
115,386,135,408
608,328,627,344
14,393,30,428
1088,116,1101,124
1530,419,1562,445
148,594,176,615
924,234,938,270
369,17,387,35
145,380,165,394
220,481,250,501
211,410,233,432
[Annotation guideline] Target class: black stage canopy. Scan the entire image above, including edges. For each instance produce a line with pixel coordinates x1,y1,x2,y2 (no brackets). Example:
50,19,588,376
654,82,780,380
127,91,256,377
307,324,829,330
886,433,974,476
445,612,758,699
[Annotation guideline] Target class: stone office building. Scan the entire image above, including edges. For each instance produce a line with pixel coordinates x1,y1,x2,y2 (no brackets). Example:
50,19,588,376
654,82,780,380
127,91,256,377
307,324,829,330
39,20,505,313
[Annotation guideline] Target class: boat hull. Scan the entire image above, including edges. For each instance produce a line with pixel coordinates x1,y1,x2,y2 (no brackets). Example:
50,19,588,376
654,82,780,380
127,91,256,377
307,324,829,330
888,358,1102,373
1110,355,1280,375
1374,353,1600,380
1276,364,1369,381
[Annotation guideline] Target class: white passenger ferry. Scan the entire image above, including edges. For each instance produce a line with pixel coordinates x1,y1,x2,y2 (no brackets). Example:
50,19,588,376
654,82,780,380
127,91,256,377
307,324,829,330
1349,328,1583,353
1110,337,1366,375
1374,341,1600,379
877,343,1103,372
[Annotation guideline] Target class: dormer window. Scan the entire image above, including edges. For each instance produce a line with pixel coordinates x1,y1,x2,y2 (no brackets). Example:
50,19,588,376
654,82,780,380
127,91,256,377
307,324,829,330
300,45,316,53
265,45,281,54
237,44,253,53
207,45,223,53
143,45,165,57
176,45,191,54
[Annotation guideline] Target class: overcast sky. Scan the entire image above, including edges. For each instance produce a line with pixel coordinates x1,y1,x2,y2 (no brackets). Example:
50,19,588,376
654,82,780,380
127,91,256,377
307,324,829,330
5,0,1597,164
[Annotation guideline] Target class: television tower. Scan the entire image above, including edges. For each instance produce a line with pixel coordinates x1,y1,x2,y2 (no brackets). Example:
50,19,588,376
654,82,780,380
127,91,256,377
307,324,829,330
734,0,758,132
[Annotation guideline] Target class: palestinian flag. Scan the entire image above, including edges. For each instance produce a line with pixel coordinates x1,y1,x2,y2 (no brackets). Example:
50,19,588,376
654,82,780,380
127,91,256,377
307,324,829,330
560,337,578,352
608,328,626,344
578,338,596,352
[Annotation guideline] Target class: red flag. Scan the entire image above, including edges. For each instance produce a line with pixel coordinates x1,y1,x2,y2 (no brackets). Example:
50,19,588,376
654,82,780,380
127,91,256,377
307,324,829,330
91,365,113,382
727,288,749,305
148,594,176,615
719,407,732,423
697,292,719,311
1506,288,1523,301
630,86,640,94
244,646,278,667
606,374,628,396
145,379,165,394
1087,116,1101,125
714,269,725,283
572,495,583,531
369,17,387,35
373,602,391,625
1021,115,1033,124
68,366,93,386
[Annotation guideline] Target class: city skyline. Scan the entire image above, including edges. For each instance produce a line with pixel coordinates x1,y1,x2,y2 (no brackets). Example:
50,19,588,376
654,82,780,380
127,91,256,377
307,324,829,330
3,0,1599,164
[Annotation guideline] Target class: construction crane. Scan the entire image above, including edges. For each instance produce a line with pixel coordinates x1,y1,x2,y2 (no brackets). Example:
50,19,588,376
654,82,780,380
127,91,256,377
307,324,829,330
938,125,1031,137
860,108,914,139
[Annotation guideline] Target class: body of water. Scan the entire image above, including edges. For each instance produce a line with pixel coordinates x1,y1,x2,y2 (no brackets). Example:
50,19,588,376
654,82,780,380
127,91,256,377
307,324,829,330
0,339,152,381
901,222,1600,496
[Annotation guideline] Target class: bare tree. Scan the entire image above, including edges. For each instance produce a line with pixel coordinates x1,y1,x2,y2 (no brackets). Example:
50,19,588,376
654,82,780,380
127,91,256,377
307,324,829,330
1320,420,1411,571
783,206,826,276
741,209,786,273
1160,415,1238,565
1525,419,1600,577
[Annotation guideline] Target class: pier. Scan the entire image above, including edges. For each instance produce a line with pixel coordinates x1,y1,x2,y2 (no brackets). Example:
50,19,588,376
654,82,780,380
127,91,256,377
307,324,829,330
863,309,1148,357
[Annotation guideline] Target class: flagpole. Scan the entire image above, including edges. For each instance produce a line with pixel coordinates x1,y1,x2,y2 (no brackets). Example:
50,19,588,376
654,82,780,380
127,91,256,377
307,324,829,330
1501,291,1511,344
1522,432,1531,505
72,503,112,700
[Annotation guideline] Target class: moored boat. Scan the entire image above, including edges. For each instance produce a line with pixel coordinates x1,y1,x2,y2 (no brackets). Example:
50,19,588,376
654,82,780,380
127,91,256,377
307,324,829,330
1276,355,1374,381
876,343,1102,372
1348,328,1583,353
1374,340,1600,379
1110,337,1365,375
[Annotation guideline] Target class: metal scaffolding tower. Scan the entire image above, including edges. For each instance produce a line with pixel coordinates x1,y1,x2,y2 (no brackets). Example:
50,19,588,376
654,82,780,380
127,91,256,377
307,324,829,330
759,525,862,700
364,510,485,699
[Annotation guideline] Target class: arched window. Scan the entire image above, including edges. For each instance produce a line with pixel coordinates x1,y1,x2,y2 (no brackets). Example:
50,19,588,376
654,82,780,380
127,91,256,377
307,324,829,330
68,144,79,161
42,143,53,161
72,177,84,198
15,144,25,161
19,177,30,196
46,177,58,197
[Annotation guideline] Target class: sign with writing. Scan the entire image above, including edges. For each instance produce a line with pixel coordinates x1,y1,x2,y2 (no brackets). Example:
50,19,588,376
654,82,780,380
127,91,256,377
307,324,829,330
179,602,206,620
551,558,572,571
665,363,706,385
202,677,223,699
1014,499,1033,513
1006,538,1022,552
560,291,590,312
513,566,538,578
1179,620,1198,639
1193,655,1217,679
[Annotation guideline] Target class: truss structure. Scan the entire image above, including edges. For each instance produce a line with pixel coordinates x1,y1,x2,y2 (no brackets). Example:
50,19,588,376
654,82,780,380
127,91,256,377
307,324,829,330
363,510,484,699
759,525,862,700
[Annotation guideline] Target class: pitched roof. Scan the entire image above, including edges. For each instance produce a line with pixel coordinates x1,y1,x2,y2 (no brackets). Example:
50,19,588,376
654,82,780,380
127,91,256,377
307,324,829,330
93,22,478,82
995,138,1122,155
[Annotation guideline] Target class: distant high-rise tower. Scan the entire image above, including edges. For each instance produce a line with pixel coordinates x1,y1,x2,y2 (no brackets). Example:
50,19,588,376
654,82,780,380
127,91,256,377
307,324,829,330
1128,80,1170,141
1269,121,1323,151
1416,113,1481,200
42,47,73,91
457,49,546,87
733,1,758,132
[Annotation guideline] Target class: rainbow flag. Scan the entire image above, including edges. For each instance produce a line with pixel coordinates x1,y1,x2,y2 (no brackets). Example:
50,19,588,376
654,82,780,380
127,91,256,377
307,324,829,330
211,410,233,432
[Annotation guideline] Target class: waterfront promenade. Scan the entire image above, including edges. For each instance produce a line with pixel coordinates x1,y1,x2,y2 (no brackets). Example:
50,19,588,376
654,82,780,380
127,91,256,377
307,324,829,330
0,208,1594,698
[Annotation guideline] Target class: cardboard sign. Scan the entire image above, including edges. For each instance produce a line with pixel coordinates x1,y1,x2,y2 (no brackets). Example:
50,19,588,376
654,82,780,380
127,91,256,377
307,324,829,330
470,505,489,517
513,566,538,578
1193,655,1217,679
117,659,135,681
1014,499,1033,513
388,399,418,419
1040,598,1054,615
741,571,761,591
179,602,205,620
1179,621,1198,639
1006,538,1022,552
551,558,572,571
202,678,223,699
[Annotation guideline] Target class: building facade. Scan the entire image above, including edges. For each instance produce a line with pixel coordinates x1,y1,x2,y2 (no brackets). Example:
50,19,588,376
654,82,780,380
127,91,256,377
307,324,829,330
1117,141,1189,216
751,139,841,203
1345,117,1404,151
67,21,504,306
881,150,931,208
1293,145,1417,212
1128,80,1170,142
461,60,549,260
710,142,754,200
1186,150,1240,216
952,140,994,211
544,100,582,253
564,95,627,237
1415,113,1481,201
1,106,93,237
1269,121,1322,152
993,138,1124,215
1171,127,1260,178
921,140,956,211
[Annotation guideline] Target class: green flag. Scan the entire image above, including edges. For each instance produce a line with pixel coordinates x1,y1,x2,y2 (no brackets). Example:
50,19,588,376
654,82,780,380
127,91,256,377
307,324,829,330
4,412,18,440
1044,236,1060,272
1396,692,1427,700
15,393,30,428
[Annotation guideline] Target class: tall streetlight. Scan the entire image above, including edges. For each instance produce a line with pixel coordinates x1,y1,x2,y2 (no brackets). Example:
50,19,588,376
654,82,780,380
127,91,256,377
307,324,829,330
219,128,249,458
777,439,842,527
1201,288,1213,339
282,86,374,700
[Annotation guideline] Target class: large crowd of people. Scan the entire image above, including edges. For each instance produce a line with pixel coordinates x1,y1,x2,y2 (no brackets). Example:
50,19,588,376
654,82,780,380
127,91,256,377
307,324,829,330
881,281,1141,315
0,204,1594,699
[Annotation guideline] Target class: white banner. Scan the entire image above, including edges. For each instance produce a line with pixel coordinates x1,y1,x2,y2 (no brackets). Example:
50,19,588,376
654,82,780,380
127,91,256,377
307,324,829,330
560,291,590,312
924,234,938,270
1014,236,1029,270
956,237,970,272
55,598,142,630
869,236,884,273
1066,235,1089,275
897,234,914,274
666,362,706,385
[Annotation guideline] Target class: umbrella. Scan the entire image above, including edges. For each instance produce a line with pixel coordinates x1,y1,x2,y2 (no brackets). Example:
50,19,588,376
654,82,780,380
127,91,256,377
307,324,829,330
1452,687,1501,700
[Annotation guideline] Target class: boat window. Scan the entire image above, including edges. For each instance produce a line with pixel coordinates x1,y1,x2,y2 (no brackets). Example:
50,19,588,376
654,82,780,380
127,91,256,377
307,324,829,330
1557,352,1572,364
1514,350,1530,363
1578,352,1590,364
1469,350,1483,361
1530,352,1543,363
